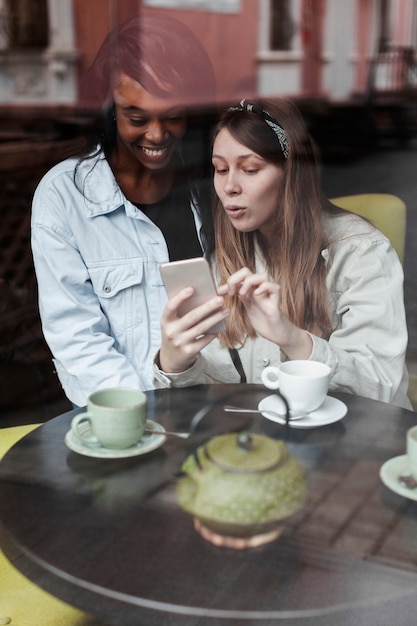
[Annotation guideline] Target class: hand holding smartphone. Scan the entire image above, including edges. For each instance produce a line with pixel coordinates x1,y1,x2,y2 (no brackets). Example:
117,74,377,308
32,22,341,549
160,257,226,334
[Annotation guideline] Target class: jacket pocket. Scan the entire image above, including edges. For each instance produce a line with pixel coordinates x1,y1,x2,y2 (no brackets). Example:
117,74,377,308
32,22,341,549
89,261,144,334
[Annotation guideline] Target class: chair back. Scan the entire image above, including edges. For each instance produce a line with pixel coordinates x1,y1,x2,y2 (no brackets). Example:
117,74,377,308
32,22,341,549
330,193,406,264
331,193,416,410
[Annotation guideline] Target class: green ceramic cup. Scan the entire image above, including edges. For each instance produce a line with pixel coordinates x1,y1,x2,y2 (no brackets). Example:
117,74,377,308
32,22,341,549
71,388,147,449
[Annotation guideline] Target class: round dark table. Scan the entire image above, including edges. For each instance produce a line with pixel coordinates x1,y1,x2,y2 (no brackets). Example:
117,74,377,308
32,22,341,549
1,384,417,625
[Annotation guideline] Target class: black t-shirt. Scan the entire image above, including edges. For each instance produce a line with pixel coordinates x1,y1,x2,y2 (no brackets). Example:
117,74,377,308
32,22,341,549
138,183,202,261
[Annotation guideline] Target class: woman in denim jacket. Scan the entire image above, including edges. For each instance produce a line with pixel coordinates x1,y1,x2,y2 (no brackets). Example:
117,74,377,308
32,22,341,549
31,15,216,406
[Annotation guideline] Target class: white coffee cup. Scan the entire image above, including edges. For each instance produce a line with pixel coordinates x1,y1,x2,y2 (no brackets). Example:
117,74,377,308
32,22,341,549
261,360,331,415
406,425,417,479
71,387,147,449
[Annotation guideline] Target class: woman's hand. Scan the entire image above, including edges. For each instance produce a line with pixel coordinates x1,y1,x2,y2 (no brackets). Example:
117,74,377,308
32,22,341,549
159,287,229,373
218,268,312,359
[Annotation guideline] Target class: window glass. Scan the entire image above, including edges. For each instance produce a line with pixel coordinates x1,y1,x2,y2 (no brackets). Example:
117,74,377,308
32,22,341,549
3,0,48,48
270,0,294,51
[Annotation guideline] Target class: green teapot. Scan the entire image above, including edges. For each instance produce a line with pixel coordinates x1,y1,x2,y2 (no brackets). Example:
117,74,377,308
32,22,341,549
176,431,307,549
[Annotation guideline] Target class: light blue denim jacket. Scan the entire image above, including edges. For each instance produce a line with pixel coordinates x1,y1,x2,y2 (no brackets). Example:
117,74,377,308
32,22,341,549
31,152,202,406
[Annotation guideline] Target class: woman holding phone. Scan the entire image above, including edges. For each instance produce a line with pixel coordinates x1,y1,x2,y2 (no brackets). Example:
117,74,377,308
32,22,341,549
31,15,216,406
155,99,411,408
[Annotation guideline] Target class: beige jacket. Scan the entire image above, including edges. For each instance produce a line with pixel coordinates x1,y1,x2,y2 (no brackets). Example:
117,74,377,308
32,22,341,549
154,213,411,409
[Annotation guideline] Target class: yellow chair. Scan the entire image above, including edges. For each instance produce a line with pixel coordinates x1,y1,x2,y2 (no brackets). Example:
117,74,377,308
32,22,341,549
330,193,406,264
0,424,104,626
331,193,416,411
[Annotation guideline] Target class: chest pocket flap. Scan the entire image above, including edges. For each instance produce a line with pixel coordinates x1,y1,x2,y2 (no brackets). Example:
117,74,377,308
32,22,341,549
90,262,144,298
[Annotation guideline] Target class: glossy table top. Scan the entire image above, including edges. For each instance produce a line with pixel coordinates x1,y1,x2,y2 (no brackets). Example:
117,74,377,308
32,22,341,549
1,384,417,625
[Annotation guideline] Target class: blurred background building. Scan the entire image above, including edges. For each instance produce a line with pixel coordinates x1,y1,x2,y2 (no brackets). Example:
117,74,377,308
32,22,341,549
1,1,416,107
0,0,416,419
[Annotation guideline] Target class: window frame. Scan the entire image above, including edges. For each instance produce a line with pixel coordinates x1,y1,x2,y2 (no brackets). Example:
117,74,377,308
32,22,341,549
258,0,302,62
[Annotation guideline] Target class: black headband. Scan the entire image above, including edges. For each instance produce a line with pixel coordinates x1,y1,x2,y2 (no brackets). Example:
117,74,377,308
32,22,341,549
228,99,289,159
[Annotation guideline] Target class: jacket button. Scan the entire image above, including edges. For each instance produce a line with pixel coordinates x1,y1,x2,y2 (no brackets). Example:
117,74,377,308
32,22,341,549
104,285,111,293
261,358,270,367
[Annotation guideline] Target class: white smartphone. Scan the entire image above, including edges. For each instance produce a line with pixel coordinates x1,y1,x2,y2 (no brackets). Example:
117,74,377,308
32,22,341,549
160,257,226,334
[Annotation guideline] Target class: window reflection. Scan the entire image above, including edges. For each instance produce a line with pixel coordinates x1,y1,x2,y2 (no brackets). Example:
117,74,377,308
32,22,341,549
270,0,294,51
2,0,48,49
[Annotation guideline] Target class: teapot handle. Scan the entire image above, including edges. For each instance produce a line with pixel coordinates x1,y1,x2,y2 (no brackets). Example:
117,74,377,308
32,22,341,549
188,388,291,469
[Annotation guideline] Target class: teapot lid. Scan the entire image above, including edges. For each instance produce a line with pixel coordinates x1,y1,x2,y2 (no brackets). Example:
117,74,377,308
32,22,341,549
204,432,284,473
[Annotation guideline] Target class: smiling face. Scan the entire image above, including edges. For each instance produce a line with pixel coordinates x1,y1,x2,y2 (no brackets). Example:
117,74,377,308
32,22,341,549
113,73,187,171
212,128,284,241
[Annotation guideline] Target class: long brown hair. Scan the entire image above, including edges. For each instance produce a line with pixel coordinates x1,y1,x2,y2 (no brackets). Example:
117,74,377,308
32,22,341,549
213,99,334,348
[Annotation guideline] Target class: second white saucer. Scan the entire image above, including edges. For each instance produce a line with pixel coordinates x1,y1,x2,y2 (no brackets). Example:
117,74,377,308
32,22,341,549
380,455,417,501
258,395,348,429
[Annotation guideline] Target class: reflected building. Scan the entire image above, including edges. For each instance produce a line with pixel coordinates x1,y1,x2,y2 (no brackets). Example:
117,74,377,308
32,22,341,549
0,1,416,107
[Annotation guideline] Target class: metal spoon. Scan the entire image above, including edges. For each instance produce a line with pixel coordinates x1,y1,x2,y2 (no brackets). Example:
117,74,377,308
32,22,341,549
144,427,189,439
223,405,305,421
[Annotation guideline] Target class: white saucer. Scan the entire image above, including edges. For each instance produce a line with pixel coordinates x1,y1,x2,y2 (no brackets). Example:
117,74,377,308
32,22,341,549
380,455,417,502
64,419,166,458
258,395,348,429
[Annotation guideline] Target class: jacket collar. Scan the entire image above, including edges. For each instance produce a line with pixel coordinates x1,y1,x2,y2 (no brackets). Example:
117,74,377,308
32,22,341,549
76,153,141,219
